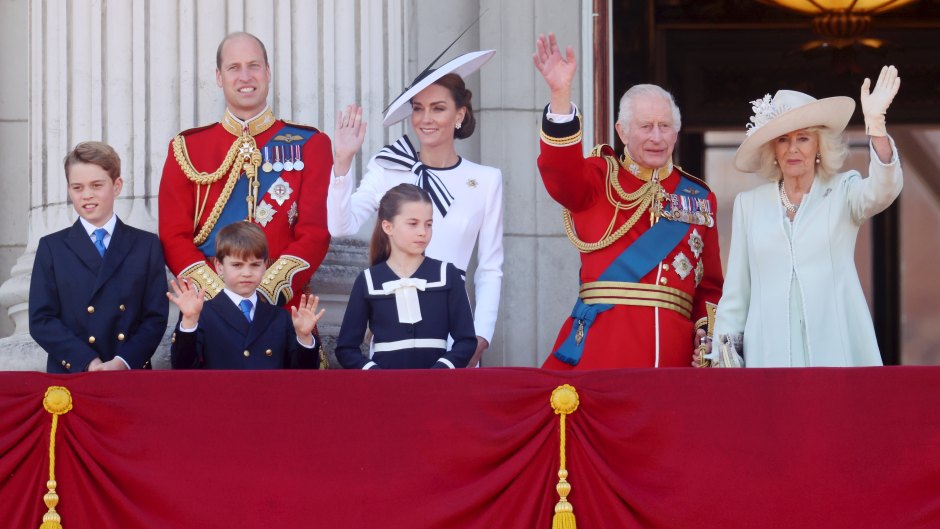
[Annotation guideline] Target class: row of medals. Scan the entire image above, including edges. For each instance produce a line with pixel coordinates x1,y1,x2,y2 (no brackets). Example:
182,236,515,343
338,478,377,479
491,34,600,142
652,190,715,227
261,145,305,173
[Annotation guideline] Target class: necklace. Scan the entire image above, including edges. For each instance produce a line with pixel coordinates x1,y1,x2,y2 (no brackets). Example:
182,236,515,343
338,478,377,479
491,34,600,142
778,180,799,214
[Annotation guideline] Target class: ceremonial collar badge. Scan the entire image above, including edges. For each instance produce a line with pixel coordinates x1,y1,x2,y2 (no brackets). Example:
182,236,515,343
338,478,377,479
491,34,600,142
620,149,673,183
221,106,277,137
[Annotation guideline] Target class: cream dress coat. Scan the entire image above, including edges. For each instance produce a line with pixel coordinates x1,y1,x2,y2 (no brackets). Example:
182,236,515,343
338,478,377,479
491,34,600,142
714,140,902,367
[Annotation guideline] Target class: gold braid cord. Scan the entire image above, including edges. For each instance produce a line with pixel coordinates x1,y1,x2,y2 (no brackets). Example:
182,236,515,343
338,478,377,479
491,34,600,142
179,261,224,300
172,132,262,246
550,385,580,529
563,156,663,253
258,255,311,304
39,386,73,529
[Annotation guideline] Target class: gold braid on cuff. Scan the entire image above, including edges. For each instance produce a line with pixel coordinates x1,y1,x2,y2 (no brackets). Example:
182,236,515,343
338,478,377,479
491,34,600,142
180,262,224,300
539,114,583,147
258,255,311,304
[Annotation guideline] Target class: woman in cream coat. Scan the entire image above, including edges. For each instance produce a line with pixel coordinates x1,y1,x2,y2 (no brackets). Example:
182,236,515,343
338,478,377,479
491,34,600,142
709,66,902,367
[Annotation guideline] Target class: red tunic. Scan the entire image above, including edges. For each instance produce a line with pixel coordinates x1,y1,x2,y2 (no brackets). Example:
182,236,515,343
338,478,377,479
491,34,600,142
538,114,723,369
158,109,332,308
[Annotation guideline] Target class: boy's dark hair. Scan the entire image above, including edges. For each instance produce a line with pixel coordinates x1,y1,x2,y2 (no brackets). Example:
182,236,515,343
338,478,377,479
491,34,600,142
215,222,269,262
63,141,121,183
369,184,432,266
216,31,269,69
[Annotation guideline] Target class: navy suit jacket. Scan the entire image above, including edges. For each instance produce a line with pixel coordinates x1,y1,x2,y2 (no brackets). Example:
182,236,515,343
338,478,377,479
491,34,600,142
29,219,170,373
170,295,320,370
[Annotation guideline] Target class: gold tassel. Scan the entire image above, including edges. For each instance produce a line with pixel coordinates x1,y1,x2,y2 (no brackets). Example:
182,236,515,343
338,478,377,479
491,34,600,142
40,386,73,529
550,384,580,529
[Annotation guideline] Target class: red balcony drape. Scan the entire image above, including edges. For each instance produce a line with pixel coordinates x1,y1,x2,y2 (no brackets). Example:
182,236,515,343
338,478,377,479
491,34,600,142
2,367,939,528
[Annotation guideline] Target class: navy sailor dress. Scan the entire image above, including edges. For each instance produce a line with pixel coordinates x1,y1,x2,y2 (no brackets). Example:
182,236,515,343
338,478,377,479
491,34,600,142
335,257,477,369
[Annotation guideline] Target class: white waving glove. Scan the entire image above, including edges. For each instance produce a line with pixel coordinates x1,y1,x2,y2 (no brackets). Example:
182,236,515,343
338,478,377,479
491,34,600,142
860,65,901,137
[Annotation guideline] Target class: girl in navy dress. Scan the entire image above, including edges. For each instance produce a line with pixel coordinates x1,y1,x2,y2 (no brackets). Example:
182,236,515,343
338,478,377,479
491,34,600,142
335,183,476,369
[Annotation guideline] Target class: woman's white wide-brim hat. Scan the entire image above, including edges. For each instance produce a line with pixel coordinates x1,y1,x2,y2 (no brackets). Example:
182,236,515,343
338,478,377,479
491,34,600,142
733,89,856,172
383,49,496,127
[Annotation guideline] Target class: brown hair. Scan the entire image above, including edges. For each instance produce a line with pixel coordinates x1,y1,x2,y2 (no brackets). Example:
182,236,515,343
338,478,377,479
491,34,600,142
433,73,475,139
215,222,269,263
216,32,269,70
63,141,121,183
369,184,432,266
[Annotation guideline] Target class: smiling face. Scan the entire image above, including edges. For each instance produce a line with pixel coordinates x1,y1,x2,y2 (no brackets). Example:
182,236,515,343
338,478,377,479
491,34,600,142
216,35,271,119
773,129,819,181
409,83,466,153
67,162,122,227
615,93,678,169
382,201,434,260
215,253,267,298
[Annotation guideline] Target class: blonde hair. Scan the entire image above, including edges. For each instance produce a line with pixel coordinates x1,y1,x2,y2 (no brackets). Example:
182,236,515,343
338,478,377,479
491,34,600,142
755,126,848,182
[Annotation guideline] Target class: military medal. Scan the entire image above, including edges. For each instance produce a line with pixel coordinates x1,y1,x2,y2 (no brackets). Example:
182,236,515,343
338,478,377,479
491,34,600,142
272,146,284,172
283,144,295,172
254,200,276,227
292,145,305,171
268,176,293,206
262,146,273,173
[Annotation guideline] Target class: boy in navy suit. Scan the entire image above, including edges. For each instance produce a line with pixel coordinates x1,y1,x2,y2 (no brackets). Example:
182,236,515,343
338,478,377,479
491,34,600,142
29,141,169,373
167,222,324,369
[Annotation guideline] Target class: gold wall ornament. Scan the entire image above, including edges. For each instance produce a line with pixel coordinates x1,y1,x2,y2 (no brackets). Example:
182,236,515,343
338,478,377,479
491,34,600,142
550,384,580,529
40,386,73,529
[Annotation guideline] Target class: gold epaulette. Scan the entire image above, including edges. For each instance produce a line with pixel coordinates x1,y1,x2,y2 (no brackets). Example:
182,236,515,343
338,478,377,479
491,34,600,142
588,144,617,159
179,262,224,300
258,255,311,304
540,114,583,147
676,166,712,191
282,120,321,133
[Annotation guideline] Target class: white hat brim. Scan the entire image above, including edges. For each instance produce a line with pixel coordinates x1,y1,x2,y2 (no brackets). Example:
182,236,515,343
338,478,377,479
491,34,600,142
733,96,856,173
383,50,496,127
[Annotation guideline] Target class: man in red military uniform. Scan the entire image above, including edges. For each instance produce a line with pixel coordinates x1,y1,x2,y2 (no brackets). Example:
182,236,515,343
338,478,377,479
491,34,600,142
159,32,331,308
533,33,723,369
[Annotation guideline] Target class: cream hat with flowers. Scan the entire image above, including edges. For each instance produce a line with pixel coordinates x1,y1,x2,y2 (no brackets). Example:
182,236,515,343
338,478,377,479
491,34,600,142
733,90,855,172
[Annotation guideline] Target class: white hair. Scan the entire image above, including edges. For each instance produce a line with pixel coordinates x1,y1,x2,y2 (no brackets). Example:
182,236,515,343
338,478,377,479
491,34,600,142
616,84,682,132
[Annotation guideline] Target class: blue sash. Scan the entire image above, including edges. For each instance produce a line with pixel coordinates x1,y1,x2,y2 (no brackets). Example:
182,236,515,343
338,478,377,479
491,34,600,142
198,125,317,257
553,174,706,365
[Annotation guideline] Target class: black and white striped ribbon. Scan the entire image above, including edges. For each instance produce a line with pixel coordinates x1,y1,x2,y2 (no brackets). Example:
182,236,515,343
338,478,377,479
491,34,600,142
375,135,455,217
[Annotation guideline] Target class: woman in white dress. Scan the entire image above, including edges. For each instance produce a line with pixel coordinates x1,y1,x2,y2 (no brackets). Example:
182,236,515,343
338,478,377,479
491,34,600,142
709,66,902,367
328,50,503,366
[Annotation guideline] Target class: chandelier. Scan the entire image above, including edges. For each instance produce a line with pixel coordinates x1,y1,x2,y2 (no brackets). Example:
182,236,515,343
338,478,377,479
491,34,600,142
760,1,919,49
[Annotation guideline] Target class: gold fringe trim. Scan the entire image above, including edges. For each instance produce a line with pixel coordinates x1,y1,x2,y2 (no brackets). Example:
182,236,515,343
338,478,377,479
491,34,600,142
550,384,580,529
39,386,72,529
694,302,719,368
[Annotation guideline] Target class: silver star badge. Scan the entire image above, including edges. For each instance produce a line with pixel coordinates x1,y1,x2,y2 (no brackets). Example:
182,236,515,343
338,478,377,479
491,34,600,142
268,177,293,206
254,200,276,227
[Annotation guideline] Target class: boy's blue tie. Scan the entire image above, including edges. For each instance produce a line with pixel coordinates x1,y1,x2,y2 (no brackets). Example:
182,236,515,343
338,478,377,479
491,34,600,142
93,228,107,257
239,299,253,322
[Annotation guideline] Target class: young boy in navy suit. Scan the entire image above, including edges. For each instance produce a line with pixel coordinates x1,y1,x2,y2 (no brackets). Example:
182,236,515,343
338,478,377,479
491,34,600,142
29,141,169,373
167,222,324,369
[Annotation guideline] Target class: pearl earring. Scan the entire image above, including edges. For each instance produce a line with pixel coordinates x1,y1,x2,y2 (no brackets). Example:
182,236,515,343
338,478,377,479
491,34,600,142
773,159,778,166
815,153,821,164
455,122,462,130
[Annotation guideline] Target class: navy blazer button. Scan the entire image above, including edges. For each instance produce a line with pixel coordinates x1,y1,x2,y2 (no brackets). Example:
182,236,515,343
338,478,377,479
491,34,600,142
243,350,250,357
265,349,273,357
117,333,126,341
88,336,96,344
87,306,95,314
119,304,126,311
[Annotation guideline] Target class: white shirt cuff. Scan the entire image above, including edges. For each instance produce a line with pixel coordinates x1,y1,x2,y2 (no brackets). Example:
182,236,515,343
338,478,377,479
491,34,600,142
546,103,579,123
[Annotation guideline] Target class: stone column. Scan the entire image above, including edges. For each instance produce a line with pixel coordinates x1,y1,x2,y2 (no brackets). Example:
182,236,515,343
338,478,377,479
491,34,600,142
0,0,409,370
477,0,589,366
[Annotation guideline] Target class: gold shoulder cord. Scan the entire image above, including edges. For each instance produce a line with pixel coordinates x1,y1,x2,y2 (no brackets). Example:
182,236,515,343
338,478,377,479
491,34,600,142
562,156,662,253
172,132,262,246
